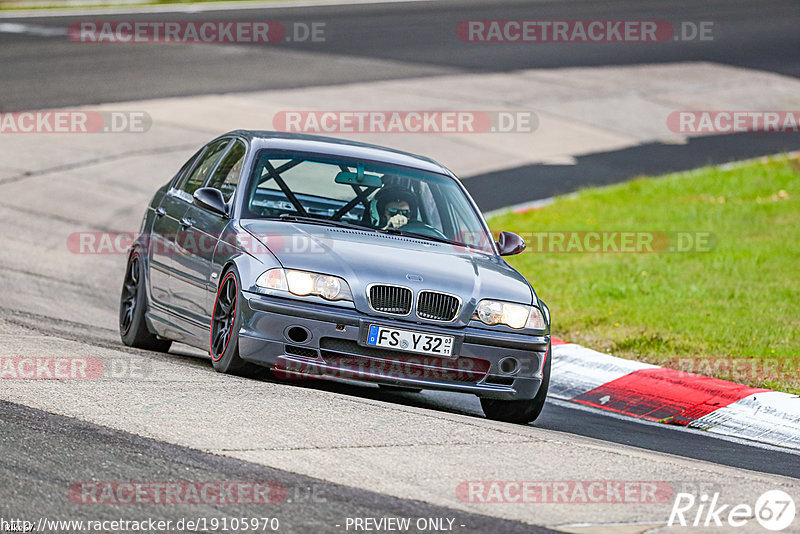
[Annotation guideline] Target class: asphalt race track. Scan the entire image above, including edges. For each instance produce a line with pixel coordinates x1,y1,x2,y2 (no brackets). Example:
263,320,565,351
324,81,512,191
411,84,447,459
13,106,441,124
1,1,799,532
0,400,557,533
2,0,800,109
2,0,800,209
470,131,800,212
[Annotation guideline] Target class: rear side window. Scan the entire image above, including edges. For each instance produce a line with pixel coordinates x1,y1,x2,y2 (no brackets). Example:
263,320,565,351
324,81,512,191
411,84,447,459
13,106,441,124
177,139,229,197
206,139,246,202
171,148,203,188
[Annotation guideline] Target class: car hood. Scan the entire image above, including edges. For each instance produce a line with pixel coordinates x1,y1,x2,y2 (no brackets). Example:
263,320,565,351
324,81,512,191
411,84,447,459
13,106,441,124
241,219,534,325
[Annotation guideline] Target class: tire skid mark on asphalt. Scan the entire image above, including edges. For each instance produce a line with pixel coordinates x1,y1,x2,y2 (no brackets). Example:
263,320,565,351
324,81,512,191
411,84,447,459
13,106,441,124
0,143,199,187
0,307,162,359
0,201,120,232
0,263,102,292
0,306,116,334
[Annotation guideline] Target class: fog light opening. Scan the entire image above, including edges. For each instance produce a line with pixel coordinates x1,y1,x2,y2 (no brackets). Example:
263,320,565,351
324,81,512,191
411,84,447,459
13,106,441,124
498,357,520,375
286,326,310,344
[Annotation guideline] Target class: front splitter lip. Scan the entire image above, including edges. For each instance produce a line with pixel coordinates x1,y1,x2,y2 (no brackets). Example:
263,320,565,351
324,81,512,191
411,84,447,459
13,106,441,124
271,354,531,398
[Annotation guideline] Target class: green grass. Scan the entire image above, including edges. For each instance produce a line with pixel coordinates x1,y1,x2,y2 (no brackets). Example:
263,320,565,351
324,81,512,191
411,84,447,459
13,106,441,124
488,155,800,394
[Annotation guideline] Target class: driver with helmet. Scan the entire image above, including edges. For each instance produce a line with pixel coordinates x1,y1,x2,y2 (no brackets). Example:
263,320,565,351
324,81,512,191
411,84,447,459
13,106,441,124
370,185,419,230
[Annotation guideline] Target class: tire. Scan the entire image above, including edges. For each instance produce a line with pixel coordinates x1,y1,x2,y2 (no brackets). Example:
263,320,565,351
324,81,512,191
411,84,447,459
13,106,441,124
480,343,551,424
209,267,260,376
119,251,172,352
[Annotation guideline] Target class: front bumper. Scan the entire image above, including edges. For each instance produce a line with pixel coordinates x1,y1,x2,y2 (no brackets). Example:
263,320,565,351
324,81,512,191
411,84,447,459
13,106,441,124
238,293,549,401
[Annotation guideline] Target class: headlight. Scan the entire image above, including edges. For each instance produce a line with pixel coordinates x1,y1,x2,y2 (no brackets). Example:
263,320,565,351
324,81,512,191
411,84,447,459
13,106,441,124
286,270,315,296
475,299,547,330
314,275,342,300
256,268,352,301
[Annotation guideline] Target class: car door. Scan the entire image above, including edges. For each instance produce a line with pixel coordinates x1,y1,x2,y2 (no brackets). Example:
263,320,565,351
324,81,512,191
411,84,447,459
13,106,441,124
148,150,203,311
170,138,240,326
159,138,230,321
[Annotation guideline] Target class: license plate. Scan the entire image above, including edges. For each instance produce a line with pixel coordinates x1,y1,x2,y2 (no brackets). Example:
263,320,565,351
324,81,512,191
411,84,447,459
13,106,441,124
366,324,454,357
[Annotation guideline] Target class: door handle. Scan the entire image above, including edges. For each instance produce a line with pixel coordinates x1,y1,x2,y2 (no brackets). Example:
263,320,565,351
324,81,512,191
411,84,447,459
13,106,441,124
179,217,194,228
155,207,166,217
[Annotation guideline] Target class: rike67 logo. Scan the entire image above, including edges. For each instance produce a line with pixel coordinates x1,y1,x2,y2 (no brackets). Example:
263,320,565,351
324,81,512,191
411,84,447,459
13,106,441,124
669,490,795,531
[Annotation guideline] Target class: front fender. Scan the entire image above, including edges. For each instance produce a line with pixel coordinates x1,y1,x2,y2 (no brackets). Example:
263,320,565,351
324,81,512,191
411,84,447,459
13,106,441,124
211,221,282,296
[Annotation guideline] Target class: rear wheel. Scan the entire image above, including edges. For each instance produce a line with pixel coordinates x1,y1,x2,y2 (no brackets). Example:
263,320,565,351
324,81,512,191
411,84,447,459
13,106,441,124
210,267,260,376
119,251,172,352
480,344,551,424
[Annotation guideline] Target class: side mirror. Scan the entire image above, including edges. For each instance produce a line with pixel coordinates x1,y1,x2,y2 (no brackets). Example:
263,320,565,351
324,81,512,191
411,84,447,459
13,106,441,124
193,187,228,217
496,231,526,256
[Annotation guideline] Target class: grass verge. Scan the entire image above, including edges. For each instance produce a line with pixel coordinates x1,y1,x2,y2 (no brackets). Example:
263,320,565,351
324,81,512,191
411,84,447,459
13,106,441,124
488,154,800,395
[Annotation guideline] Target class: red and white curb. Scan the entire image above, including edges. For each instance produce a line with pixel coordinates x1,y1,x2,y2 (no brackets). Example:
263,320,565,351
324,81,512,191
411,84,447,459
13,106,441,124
549,338,800,450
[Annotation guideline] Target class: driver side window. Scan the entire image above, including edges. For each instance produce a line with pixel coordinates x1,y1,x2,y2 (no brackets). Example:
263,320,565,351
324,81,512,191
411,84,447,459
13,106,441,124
206,140,246,202
176,139,229,200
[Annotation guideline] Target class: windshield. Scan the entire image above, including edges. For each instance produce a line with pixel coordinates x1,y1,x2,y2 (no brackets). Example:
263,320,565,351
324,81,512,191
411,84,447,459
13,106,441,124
243,151,495,253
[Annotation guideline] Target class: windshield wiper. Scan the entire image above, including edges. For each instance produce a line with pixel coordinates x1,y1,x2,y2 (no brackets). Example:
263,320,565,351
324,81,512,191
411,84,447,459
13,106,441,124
379,227,462,247
269,214,378,232
269,215,468,247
